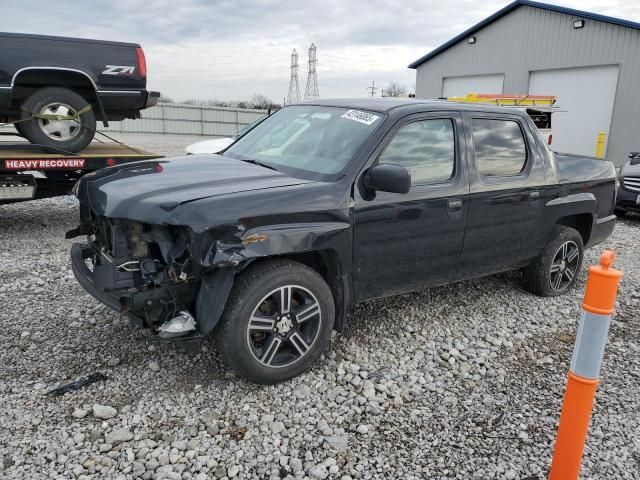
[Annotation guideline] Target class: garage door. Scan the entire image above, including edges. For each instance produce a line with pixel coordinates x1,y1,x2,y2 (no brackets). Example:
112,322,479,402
442,74,504,97
529,65,619,156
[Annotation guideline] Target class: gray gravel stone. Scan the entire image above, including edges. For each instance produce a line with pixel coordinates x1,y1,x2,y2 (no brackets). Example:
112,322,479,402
105,428,133,445
71,408,88,418
92,404,117,420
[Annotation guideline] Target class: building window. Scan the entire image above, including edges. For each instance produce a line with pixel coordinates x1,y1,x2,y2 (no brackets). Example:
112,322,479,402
379,118,455,185
471,118,527,177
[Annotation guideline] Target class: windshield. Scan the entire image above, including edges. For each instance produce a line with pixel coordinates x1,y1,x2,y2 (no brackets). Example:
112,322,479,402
224,105,383,178
233,115,267,139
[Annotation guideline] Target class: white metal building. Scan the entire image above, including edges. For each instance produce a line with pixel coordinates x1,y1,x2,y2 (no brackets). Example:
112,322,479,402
409,1,640,165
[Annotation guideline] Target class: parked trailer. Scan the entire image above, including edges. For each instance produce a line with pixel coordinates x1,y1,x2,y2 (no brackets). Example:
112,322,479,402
0,141,161,204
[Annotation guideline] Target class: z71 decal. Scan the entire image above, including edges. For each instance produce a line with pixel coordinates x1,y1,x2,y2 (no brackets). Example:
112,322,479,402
102,65,135,76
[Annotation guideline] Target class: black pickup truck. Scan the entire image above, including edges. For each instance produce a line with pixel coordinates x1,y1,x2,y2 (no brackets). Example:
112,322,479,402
0,32,159,152
68,98,617,384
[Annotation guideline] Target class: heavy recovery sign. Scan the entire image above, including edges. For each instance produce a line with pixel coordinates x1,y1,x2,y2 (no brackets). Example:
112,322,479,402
4,158,86,170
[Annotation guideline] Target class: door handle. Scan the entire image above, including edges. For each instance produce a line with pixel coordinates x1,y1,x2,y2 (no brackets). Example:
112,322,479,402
529,191,540,202
447,199,463,211
486,192,523,204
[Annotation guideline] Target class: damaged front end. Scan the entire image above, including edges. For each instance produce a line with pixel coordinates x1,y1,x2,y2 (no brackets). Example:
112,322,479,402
67,206,219,341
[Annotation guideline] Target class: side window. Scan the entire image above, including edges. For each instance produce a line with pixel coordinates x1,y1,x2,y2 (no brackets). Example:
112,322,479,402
379,118,455,185
471,118,527,177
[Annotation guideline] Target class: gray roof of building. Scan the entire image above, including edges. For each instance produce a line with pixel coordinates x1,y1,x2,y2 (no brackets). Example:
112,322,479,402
408,0,640,69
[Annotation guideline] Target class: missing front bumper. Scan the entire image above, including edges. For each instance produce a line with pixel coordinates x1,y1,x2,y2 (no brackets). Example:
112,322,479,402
70,242,200,327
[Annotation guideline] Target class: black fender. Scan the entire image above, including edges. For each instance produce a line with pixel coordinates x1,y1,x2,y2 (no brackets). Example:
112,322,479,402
544,192,597,244
196,222,351,268
195,268,235,335
192,222,352,333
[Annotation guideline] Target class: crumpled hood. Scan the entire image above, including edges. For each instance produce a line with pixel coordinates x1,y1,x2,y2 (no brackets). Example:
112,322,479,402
76,154,313,221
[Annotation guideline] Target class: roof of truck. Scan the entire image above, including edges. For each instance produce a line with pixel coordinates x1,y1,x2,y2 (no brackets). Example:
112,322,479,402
299,97,530,116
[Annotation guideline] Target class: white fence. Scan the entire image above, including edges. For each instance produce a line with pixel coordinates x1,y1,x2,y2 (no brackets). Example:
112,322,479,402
99,103,268,137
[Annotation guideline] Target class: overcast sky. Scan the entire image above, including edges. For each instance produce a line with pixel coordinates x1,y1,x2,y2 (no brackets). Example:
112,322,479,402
4,0,640,103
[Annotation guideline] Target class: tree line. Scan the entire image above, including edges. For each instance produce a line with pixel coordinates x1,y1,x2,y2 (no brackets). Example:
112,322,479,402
158,94,281,111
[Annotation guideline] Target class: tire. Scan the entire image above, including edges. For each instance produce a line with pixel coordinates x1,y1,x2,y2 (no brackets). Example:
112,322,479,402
14,122,24,137
19,87,96,153
614,207,626,217
215,260,335,384
522,225,584,297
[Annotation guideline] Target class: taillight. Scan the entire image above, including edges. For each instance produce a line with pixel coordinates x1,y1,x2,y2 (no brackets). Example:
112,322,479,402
548,134,553,146
136,47,147,78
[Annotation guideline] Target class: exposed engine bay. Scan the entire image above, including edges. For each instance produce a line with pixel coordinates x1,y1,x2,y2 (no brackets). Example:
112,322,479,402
69,205,202,332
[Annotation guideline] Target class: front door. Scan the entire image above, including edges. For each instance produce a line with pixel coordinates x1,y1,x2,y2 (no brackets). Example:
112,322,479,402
352,112,469,301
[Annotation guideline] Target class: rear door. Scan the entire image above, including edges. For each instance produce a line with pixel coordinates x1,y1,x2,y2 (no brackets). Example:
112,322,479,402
352,112,470,301
458,113,547,279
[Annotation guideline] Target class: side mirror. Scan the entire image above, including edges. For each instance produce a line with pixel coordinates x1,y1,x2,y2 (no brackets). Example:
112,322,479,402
364,164,411,194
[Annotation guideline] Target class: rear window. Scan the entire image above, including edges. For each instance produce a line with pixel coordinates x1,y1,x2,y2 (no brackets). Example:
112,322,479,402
471,118,527,177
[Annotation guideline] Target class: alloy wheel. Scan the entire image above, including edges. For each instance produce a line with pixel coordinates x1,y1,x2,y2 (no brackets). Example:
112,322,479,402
549,240,580,292
246,285,322,368
37,102,81,141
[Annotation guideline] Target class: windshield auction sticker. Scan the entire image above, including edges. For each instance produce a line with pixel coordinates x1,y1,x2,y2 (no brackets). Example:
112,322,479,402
341,110,380,125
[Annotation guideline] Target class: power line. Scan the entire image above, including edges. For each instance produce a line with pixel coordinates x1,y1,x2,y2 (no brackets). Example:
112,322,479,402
304,43,319,99
367,81,377,97
286,48,301,105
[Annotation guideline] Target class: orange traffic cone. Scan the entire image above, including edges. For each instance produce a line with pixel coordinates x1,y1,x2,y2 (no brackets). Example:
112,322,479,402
549,250,622,479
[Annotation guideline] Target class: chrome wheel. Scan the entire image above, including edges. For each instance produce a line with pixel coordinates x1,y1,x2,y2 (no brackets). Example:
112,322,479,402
246,285,322,368
549,240,580,291
37,102,81,141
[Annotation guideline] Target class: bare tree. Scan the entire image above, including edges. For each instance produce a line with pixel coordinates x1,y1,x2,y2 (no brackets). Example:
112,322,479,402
249,94,277,110
382,82,408,98
158,95,175,103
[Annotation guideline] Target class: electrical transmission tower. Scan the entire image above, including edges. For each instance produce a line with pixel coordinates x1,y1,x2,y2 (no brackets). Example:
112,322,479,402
367,81,377,97
304,43,319,99
286,49,300,105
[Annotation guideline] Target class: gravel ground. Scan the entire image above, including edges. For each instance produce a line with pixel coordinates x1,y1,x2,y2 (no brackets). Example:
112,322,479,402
1,135,639,479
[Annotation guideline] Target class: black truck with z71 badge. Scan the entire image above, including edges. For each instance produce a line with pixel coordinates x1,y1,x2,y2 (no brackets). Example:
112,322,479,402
0,32,159,152
68,98,617,384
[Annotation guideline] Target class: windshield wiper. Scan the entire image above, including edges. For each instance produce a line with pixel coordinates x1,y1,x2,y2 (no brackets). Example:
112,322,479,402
238,158,278,171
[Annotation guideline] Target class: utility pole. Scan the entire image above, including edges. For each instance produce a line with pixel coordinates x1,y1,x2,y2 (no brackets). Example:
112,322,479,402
286,49,301,105
304,43,319,99
367,81,377,98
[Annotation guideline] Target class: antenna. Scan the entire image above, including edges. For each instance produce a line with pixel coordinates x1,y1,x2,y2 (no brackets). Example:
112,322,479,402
304,43,319,99
286,49,301,105
367,81,377,97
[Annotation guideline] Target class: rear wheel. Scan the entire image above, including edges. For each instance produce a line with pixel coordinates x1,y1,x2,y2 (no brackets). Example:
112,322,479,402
522,225,584,297
19,87,96,153
215,260,335,384
14,122,25,137
614,207,626,217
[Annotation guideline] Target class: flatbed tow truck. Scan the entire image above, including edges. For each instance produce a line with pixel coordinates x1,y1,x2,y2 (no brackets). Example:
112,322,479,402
0,133,162,204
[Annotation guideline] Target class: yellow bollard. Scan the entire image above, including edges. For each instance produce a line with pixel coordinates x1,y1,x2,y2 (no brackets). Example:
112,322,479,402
595,131,606,158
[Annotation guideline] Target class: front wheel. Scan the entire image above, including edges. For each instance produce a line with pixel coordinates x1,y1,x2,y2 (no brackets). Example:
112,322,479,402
522,225,584,297
215,260,335,384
